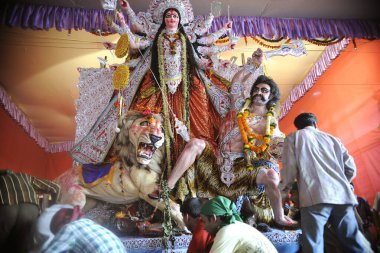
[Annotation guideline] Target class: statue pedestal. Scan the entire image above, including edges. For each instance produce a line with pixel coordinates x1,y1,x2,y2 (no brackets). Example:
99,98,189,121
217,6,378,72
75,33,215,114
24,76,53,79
120,228,301,253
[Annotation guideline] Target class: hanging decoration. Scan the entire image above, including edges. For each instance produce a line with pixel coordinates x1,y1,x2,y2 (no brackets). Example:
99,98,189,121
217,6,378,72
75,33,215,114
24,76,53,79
305,37,344,46
215,36,230,45
237,99,276,170
90,31,116,36
112,65,130,90
115,34,130,58
251,36,290,49
112,64,130,132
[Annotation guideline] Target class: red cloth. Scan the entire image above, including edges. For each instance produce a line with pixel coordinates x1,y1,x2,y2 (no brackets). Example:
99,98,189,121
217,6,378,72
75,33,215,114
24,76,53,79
187,218,214,253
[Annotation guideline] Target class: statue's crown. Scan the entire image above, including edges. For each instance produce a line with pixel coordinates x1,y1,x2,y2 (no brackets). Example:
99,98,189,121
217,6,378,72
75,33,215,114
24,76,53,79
148,0,194,25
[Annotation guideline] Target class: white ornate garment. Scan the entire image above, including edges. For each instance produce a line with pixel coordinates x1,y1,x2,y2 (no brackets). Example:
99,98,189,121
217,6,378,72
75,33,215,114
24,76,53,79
161,30,183,94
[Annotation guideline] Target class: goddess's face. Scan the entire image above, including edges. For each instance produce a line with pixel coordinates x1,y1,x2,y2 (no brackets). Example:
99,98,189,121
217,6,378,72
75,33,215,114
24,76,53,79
164,9,180,30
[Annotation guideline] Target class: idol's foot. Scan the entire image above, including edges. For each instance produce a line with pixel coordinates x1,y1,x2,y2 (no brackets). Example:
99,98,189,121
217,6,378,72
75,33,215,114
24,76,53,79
273,216,299,230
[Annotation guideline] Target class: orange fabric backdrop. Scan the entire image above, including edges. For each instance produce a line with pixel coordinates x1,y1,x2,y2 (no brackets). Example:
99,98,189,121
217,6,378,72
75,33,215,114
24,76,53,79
279,39,380,205
0,106,72,179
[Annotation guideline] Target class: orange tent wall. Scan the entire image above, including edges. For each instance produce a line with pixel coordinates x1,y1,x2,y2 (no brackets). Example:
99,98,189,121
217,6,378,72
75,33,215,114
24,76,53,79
0,106,72,179
279,39,380,206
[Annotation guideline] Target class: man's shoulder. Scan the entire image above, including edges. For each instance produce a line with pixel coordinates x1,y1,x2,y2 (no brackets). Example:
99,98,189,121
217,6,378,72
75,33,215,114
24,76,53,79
222,221,253,232
312,128,341,142
284,131,298,142
67,218,95,230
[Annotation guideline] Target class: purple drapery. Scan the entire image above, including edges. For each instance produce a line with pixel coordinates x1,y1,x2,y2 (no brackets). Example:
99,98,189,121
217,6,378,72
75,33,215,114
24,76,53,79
2,3,380,38
1,3,114,32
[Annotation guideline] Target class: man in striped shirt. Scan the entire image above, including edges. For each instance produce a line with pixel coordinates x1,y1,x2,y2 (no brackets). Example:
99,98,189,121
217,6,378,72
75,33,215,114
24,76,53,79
42,206,126,253
0,169,61,253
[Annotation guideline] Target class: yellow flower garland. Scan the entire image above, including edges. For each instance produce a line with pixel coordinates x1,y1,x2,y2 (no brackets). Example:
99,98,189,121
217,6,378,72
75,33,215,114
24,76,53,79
237,98,277,170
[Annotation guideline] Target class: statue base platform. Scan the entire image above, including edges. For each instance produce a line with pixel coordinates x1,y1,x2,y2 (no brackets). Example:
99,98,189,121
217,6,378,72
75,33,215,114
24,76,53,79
120,229,301,253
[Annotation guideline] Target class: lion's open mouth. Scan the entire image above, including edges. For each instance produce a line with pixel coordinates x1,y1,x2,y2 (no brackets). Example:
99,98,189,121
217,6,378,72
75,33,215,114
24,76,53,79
137,142,156,160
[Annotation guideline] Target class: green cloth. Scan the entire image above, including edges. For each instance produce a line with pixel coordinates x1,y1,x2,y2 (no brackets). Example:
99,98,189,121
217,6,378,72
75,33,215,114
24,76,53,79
201,196,243,224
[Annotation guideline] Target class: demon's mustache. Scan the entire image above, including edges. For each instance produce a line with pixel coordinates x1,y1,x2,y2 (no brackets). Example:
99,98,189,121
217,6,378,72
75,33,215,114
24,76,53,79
252,94,265,102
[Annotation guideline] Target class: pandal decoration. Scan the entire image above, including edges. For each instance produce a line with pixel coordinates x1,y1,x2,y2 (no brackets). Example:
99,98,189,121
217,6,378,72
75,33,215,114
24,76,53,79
112,65,130,90
251,36,290,49
305,37,344,46
115,34,129,58
112,64,130,132
215,36,230,45
237,98,277,170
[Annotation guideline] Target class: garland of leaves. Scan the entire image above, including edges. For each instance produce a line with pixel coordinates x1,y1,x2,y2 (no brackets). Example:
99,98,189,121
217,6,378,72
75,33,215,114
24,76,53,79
180,33,190,133
260,36,285,43
252,36,343,48
157,31,190,250
158,32,173,175
90,31,116,36
305,37,344,46
161,180,175,252
251,36,290,49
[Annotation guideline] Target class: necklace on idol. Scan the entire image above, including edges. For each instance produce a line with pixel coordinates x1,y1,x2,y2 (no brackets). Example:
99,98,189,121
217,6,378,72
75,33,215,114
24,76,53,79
237,98,277,170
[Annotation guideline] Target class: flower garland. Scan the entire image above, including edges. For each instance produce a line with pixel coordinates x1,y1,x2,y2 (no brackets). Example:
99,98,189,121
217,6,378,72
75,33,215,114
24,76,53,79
156,31,188,247
237,98,277,170
215,36,230,45
157,31,190,175
251,36,290,49
305,37,344,46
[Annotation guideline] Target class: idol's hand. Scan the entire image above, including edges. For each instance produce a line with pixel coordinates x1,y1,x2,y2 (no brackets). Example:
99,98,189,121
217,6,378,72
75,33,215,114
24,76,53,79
224,21,233,30
103,42,115,50
119,0,129,9
109,64,120,71
116,11,126,23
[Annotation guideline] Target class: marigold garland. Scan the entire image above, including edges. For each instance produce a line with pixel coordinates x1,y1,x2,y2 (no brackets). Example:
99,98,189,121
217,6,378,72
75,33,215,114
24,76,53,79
237,98,277,170
305,37,344,46
115,34,129,58
215,36,230,45
251,36,290,49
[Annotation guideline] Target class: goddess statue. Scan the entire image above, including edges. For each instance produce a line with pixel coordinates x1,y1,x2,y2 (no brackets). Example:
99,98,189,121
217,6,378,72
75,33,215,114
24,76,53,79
71,0,238,169
68,0,296,227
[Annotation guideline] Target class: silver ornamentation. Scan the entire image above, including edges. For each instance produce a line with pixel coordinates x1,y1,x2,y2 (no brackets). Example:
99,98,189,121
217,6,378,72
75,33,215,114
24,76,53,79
147,0,194,25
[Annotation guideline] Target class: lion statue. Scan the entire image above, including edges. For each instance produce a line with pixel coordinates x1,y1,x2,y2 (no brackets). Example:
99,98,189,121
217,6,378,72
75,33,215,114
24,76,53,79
58,111,185,229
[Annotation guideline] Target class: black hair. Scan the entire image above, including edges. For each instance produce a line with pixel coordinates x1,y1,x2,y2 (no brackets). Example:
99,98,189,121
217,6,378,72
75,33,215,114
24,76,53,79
150,8,197,86
180,197,202,218
293,112,317,130
249,75,281,110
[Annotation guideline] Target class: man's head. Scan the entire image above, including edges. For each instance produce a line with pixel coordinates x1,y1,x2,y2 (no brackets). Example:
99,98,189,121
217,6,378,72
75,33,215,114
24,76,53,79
294,112,317,130
50,205,84,234
249,75,280,109
200,196,242,236
180,197,202,232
